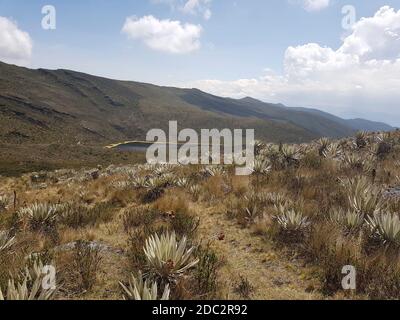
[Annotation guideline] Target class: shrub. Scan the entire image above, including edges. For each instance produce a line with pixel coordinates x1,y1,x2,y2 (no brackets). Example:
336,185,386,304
143,176,169,189
174,178,190,188
275,205,310,232
87,202,115,226
273,204,310,243
280,145,301,168
18,203,60,232
170,211,200,238
203,166,226,177
154,191,190,216
188,185,201,201
120,271,170,300
366,213,400,247
0,195,9,212
144,231,199,281
234,275,254,299
142,187,165,203
0,259,57,300
319,238,361,294
0,230,15,253
122,206,158,232
72,240,102,291
342,176,384,216
0,230,17,290
195,244,219,298
364,258,400,299
58,203,91,228
254,140,267,156
244,205,260,225
355,131,368,149
317,137,330,156
252,157,271,176
373,141,392,159
127,228,150,271
59,202,115,228
322,142,343,160
235,192,276,225
341,153,375,173
329,208,365,235
301,151,322,169
262,192,288,207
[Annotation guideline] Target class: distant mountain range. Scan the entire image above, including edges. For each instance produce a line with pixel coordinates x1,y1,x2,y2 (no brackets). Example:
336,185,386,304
291,107,394,132
0,61,394,145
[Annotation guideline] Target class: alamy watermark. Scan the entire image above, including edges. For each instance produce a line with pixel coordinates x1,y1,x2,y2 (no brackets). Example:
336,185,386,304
42,264,57,290
341,265,356,290
39,4,357,32
341,5,356,30
146,121,255,176
42,5,56,30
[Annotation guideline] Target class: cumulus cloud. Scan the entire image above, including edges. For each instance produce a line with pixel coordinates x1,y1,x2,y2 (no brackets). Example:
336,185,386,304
189,6,400,125
0,17,32,65
122,15,202,54
152,0,212,20
302,0,330,12
339,6,400,61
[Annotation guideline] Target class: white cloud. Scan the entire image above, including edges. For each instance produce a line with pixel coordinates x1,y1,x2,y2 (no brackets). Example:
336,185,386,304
122,15,202,54
302,0,330,12
0,17,32,65
182,0,212,20
339,6,400,61
188,6,400,125
152,0,212,20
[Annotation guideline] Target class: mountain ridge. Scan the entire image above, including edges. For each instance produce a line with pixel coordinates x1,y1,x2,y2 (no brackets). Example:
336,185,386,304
0,61,393,146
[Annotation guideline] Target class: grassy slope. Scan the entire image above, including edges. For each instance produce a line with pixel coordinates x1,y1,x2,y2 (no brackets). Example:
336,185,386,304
0,61,360,148
0,144,145,177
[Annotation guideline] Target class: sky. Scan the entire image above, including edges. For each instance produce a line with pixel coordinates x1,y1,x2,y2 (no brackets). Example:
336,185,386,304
0,0,400,125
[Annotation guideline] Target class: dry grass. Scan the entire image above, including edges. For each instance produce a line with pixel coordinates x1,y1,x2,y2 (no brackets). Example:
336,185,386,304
1,130,400,300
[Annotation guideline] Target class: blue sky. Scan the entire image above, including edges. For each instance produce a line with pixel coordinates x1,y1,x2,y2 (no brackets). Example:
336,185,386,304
1,0,400,125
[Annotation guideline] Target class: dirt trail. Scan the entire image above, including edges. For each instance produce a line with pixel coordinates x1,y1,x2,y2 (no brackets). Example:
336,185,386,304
196,206,322,300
